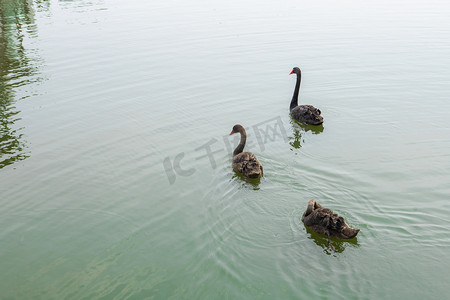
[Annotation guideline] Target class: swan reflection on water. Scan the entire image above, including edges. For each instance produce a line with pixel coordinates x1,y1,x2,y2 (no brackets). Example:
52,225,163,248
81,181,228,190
289,118,324,150
231,172,261,190
304,224,360,255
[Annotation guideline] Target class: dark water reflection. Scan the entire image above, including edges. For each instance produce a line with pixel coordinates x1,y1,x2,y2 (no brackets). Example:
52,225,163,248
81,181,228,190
289,118,324,150
0,0,47,168
232,171,261,190
304,224,360,255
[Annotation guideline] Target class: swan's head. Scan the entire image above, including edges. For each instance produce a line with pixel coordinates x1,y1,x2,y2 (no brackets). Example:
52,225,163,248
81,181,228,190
289,67,301,75
230,124,244,135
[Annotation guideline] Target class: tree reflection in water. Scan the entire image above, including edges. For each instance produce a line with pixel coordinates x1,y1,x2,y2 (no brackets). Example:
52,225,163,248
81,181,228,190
0,0,48,169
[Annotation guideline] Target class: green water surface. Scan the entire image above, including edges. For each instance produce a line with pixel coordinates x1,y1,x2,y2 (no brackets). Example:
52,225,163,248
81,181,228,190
1,0,449,299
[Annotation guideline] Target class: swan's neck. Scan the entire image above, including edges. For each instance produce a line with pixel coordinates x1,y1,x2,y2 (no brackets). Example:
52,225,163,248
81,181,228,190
233,131,246,156
290,71,301,110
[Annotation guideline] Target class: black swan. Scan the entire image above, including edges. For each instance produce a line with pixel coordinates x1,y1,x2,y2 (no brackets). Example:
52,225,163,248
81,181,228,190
229,124,263,178
302,200,359,240
289,67,323,125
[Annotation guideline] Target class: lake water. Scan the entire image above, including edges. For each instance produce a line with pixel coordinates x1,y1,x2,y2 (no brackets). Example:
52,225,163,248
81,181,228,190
1,0,449,298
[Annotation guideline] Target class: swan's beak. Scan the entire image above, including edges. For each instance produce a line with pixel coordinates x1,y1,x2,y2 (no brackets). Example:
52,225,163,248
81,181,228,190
229,130,235,135
289,70,293,75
